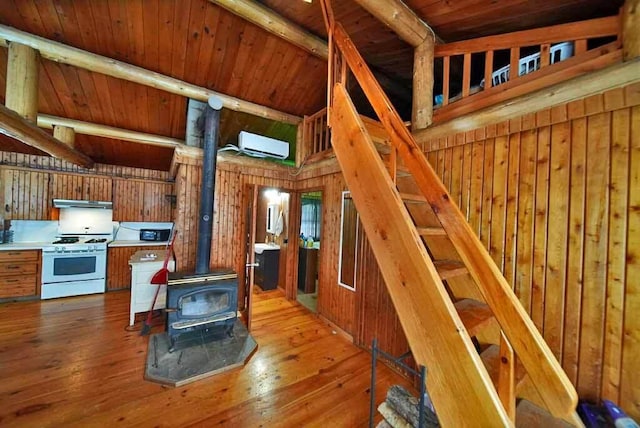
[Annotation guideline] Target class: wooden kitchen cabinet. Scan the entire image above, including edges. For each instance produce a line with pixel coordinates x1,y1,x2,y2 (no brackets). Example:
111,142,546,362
0,250,40,299
107,246,165,291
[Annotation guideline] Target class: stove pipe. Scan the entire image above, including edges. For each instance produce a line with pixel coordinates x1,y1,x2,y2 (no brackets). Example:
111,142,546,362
195,97,223,275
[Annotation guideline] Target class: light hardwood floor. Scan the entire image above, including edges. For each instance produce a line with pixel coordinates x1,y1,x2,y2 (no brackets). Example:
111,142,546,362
0,288,413,427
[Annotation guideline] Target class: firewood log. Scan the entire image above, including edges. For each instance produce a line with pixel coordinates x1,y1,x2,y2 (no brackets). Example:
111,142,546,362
378,402,413,428
386,385,439,427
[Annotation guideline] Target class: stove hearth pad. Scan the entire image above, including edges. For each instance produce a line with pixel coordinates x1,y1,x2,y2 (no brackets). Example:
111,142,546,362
144,319,257,387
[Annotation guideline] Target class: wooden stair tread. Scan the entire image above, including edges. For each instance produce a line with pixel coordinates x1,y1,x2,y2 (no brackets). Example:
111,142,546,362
515,400,576,428
454,299,494,337
416,227,447,236
399,192,427,203
433,260,468,280
481,344,527,389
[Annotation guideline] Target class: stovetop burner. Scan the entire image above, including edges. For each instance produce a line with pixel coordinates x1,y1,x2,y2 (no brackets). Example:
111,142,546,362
85,238,107,243
52,237,79,244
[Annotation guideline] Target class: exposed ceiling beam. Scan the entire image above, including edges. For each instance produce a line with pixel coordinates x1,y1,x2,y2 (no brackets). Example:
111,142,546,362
210,0,328,59
37,115,183,149
209,0,412,103
413,58,640,142
0,25,301,125
0,104,94,168
351,0,438,47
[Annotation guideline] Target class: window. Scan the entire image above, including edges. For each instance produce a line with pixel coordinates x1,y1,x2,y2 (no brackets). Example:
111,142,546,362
300,193,322,240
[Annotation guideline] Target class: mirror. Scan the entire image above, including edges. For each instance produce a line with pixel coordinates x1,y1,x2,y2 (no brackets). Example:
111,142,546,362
338,191,358,291
266,203,278,234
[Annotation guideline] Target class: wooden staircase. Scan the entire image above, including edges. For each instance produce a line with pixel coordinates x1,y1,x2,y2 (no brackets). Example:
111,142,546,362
322,7,582,427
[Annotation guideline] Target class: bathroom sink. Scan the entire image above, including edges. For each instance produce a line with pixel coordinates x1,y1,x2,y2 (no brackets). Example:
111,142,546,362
254,243,280,254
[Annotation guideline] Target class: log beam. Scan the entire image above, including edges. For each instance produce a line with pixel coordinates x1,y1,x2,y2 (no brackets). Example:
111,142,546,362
210,0,327,59
37,114,183,148
351,0,435,47
412,37,434,130
0,104,94,168
413,58,640,142
5,42,39,122
210,0,412,104
52,125,75,149
623,0,640,60
0,25,300,125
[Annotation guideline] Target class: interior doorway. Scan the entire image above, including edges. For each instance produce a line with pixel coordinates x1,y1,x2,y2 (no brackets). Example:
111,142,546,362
296,191,322,312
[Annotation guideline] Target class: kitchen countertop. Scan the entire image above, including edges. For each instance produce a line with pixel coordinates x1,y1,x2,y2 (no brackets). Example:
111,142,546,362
108,240,169,248
0,242,49,251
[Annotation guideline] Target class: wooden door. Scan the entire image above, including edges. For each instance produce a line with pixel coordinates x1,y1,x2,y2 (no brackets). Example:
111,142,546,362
239,184,258,331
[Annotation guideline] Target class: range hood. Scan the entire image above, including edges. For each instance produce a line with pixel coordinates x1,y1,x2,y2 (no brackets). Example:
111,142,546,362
53,199,113,209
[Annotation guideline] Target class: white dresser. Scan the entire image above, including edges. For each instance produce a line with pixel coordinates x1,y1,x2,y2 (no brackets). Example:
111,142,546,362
128,250,175,326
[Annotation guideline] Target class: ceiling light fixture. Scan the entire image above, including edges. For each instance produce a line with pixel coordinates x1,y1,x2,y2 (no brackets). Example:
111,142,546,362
303,0,312,3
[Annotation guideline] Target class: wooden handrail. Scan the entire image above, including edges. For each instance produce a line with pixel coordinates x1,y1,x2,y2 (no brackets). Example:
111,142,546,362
331,83,510,426
434,15,618,57
332,21,578,419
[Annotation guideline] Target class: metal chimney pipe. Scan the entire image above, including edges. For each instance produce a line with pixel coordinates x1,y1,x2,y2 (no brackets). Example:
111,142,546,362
195,96,223,275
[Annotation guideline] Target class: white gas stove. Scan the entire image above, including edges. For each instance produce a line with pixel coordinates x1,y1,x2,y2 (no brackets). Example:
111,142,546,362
41,236,111,300
41,203,114,300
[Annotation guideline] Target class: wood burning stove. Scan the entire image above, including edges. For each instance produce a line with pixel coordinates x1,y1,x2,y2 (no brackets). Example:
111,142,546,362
166,270,238,352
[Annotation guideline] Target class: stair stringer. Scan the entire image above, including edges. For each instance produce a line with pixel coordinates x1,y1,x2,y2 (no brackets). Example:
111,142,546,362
330,83,511,427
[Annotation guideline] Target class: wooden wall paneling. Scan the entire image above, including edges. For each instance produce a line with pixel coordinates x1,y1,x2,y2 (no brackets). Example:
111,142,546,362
543,121,571,360
469,141,484,236
601,106,630,403
461,143,472,221
450,143,463,208
503,133,521,287
480,138,494,247
82,175,113,201
620,105,640,417
563,116,587,384
489,135,508,269
531,124,550,330
577,111,611,401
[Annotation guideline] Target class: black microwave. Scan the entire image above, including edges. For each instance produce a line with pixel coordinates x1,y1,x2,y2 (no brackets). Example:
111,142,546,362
140,229,171,241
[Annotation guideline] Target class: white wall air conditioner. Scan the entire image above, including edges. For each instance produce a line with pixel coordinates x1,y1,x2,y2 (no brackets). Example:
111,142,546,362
238,131,289,160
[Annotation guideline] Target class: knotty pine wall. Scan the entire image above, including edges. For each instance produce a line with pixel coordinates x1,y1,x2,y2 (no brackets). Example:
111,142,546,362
0,151,174,291
296,166,357,335
172,159,296,310
419,82,640,416
0,151,172,222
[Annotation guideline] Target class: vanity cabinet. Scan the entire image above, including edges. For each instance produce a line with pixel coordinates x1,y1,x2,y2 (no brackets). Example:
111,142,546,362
0,250,40,299
255,249,280,291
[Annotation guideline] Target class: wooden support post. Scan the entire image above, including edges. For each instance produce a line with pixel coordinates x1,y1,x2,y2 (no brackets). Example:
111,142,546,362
53,125,75,149
295,120,305,167
0,104,93,168
622,0,640,60
412,37,434,131
5,42,39,122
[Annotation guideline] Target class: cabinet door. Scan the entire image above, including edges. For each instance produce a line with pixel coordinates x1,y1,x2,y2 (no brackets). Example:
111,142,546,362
142,182,173,222
112,180,144,221
3,169,51,220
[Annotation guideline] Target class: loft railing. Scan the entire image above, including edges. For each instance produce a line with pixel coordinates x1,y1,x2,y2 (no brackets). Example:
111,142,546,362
433,15,621,122
300,108,332,164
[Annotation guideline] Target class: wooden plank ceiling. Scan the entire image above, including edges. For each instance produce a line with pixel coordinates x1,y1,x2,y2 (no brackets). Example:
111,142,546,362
0,0,623,170
0,0,324,170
